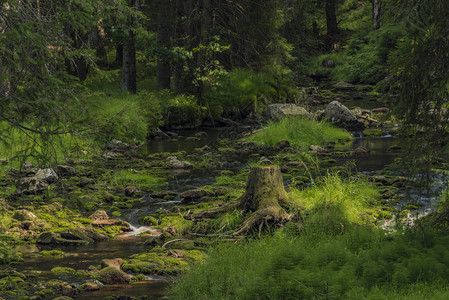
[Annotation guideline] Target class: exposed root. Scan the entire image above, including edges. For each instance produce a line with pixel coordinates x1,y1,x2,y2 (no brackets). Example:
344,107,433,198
233,206,292,236
185,203,236,220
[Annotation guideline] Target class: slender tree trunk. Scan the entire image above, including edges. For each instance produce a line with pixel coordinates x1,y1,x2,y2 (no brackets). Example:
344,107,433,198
116,44,123,67
172,0,183,92
372,0,383,30
121,41,136,93
156,0,171,90
121,0,139,93
325,0,338,36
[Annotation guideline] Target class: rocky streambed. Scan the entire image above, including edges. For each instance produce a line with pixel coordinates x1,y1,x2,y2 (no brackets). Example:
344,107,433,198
0,84,444,299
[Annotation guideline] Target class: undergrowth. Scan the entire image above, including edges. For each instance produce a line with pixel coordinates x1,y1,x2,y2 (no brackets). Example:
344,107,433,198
169,226,449,299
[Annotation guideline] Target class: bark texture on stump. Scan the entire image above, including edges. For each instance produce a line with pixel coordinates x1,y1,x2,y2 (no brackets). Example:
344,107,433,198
188,165,293,235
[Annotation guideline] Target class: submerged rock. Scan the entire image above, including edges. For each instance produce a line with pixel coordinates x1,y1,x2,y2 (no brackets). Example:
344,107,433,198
324,101,365,131
264,104,312,121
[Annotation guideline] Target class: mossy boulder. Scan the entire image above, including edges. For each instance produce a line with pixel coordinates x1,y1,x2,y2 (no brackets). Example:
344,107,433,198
95,266,132,284
37,228,107,245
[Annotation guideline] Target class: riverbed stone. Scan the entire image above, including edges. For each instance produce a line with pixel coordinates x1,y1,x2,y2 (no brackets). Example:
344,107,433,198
264,104,312,121
125,185,139,196
56,165,77,177
37,228,107,245
13,209,37,221
35,168,59,183
16,177,48,194
324,101,366,131
78,177,95,187
101,258,124,270
96,266,132,284
308,145,327,154
334,81,356,90
89,210,109,221
91,219,132,232
166,156,192,169
353,146,370,155
180,189,215,203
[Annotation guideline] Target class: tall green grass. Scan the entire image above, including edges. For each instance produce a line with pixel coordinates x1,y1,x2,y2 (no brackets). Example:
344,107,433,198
246,117,351,150
290,173,380,228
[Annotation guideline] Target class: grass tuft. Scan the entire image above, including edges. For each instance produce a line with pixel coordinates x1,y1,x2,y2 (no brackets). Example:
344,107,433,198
246,117,351,150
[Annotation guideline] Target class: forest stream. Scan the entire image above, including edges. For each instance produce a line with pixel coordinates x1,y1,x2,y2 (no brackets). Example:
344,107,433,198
4,115,445,299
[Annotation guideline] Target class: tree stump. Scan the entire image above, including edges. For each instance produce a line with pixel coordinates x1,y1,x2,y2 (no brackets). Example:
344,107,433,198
233,165,292,235
188,165,294,235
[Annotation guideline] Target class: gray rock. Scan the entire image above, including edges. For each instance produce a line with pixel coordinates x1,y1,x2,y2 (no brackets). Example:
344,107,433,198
166,156,192,169
125,185,139,196
89,210,109,221
37,228,107,245
16,177,48,194
35,168,59,183
97,266,132,284
334,81,356,90
13,209,37,221
56,165,77,177
324,101,365,131
308,145,327,154
264,104,312,121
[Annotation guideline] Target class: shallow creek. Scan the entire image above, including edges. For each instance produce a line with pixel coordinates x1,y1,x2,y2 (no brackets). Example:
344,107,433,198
8,126,445,299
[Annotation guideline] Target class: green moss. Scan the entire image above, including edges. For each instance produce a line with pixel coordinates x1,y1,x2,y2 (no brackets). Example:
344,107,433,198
156,216,193,235
140,216,158,226
51,267,76,276
363,128,385,137
39,250,65,258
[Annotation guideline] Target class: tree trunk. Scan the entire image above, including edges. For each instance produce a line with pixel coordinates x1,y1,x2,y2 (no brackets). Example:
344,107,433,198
115,44,123,68
233,165,291,235
156,0,171,90
325,0,338,36
121,42,136,93
188,165,294,235
372,0,383,30
121,0,139,93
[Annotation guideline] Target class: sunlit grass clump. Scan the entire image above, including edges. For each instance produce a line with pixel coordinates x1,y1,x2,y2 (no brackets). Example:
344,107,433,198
290,173,380,227
246,117,351,150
